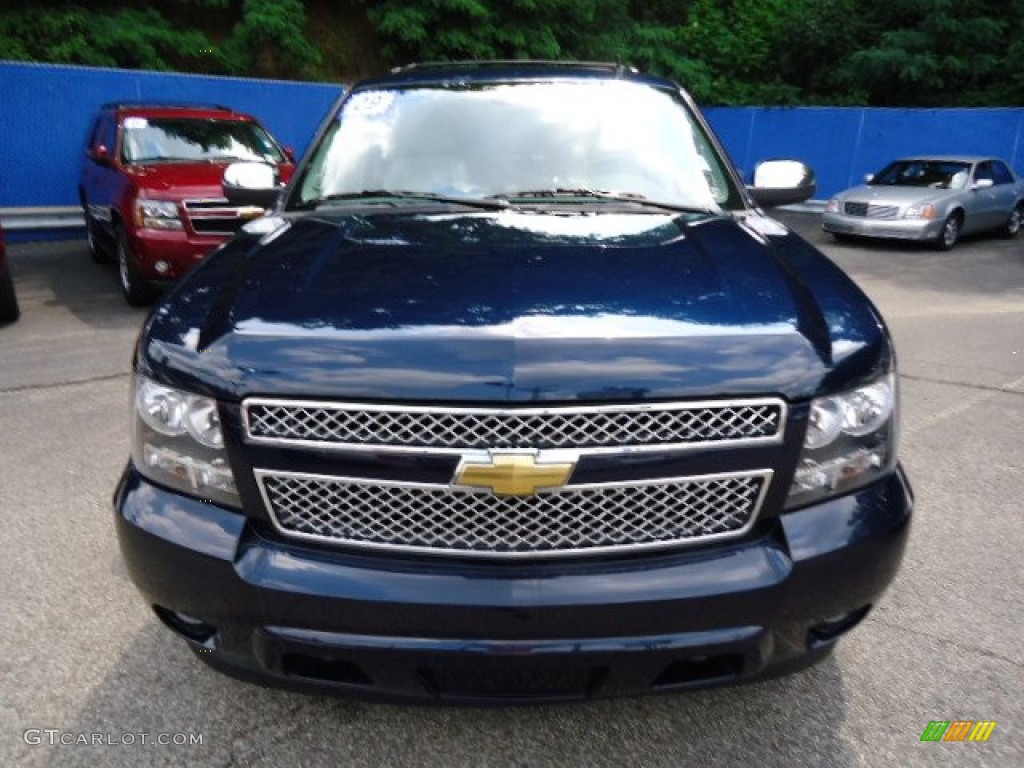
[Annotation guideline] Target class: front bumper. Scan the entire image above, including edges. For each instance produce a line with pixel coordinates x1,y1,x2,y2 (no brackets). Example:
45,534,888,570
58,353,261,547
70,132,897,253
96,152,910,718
129,228,227,281
822,212,942,241
114,466,913,703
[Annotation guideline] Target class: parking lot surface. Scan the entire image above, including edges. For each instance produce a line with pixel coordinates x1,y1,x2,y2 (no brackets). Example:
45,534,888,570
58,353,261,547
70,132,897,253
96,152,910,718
1,213,1021,767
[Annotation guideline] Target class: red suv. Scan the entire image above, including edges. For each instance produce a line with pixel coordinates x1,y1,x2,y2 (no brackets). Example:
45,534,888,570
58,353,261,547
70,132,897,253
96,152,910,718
80,103,295,305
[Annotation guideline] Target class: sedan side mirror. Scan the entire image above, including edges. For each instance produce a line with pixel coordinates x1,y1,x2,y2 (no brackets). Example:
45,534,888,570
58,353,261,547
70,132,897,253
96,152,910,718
747,160,817,208
223,162,281,209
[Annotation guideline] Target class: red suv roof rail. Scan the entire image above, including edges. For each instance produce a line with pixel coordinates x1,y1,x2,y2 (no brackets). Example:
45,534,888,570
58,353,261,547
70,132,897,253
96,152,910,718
102,101,236,113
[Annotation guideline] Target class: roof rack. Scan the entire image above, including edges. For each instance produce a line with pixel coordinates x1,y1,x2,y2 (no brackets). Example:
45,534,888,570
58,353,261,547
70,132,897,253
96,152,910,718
101,101,235,112
391,60,638,75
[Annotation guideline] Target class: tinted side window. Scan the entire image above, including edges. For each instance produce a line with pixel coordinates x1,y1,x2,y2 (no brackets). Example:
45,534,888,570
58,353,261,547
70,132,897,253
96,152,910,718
990,161,1013,185
88,116,105,149
100,117,117,153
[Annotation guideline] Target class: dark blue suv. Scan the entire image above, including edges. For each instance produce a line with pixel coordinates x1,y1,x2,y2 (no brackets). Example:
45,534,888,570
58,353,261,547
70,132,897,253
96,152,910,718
114,62,912,703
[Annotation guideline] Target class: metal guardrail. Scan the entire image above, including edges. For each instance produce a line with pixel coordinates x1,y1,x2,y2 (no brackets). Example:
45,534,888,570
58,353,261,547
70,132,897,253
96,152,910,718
0,206,85,231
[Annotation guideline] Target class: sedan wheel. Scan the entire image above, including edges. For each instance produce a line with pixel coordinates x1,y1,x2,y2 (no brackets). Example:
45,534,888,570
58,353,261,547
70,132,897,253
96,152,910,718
934,213,961,251
1003,204,1023,238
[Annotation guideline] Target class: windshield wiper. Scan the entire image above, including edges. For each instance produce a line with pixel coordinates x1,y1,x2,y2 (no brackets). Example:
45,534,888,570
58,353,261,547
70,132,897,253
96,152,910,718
490,188,716,214
305,190,510,211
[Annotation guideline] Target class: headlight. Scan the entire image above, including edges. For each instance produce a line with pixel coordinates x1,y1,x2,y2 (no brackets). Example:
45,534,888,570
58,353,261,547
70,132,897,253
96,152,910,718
824,198,840,213
903,203,935,220
134,198,183,230
132,375,239,506
787,372,898,507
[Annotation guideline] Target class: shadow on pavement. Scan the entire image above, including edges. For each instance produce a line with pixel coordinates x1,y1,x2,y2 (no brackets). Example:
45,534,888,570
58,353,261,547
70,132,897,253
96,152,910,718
44,613,856,768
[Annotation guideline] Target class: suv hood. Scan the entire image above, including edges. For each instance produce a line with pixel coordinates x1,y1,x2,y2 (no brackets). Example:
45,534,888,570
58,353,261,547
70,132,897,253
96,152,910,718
141,211,889,402
126,163,293,200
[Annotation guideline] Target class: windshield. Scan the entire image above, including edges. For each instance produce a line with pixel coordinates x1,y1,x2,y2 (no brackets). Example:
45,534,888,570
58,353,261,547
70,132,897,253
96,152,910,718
121,117,285,164
869,160,972,190
294,80,741,211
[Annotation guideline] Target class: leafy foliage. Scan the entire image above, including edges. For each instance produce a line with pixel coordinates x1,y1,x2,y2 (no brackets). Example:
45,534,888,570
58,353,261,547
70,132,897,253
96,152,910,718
220,0,323,79
366,0,631,62
835,0,1019,106
0,0,1021,105
0,6,213,72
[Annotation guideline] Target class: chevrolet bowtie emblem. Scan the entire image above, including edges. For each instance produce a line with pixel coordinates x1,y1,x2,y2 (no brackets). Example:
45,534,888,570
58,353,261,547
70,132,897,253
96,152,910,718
454,453,576,497
237,206,266,219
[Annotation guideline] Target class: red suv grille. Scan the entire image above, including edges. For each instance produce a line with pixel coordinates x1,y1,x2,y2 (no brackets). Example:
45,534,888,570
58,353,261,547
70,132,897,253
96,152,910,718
183,198,260,235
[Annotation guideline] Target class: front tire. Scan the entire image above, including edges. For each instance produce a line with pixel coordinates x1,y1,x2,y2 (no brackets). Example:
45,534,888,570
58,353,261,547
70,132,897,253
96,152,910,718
0,264,19,324
117,226,158,306
933,213,961,251
1002,203,1023,238
85,213,111,264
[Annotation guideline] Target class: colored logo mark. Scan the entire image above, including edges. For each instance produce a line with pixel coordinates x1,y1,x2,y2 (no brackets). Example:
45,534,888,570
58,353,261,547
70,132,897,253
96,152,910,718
454,453,576,497
920,720,997,742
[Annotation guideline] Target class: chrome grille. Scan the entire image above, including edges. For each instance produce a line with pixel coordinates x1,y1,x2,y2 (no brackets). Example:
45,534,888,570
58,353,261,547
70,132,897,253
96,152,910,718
243,399,785,454
256,470,771,558
844,201,899,219
183,198,262,235
866,204,899,219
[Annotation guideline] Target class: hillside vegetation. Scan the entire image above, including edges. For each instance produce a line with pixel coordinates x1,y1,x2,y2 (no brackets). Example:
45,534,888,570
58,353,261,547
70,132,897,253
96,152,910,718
1,0,1021,106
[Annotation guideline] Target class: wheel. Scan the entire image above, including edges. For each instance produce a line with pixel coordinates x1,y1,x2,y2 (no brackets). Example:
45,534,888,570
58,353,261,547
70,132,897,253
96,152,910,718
0,262,19,324
116,225,158,306
80,193,111,263
1002,203,1023,238
933,212,961,251
85,212,111,263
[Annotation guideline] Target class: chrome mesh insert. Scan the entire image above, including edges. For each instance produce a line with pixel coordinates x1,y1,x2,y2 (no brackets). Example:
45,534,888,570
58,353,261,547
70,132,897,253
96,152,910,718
243,399,784,453
256,470,771,558
844,201,899,219
866,204,900,220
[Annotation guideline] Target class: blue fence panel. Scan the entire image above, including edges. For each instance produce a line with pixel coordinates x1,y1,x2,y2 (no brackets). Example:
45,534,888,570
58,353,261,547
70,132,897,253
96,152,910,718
0,61,343,209
1,60,1022,217
705,106,1024,199
853,109,1024,189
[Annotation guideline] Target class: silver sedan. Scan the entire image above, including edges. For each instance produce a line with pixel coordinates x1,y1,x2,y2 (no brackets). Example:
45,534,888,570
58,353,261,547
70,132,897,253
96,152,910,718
822,156,1024,250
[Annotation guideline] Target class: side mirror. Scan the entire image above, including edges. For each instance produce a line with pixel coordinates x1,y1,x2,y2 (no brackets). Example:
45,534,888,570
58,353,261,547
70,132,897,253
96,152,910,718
746,160,817,208
863,173,874,183
972,178,994,190
92,145,111,165
223,162,280,208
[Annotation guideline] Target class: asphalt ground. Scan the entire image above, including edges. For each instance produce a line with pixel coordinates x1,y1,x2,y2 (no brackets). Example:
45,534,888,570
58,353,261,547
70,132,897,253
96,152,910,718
1,212,1021,767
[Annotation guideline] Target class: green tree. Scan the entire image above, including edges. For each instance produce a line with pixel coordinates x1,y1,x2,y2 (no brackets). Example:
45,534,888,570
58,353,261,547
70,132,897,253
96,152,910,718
836,0,1021,106
221,0,323,79
0,5,214,72
365,0,631,62
0,0,1021,105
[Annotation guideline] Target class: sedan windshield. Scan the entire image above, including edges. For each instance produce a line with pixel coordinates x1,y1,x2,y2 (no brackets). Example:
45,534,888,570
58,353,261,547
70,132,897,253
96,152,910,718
121,117,285,164
295,81,741,211
869,160,972,190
